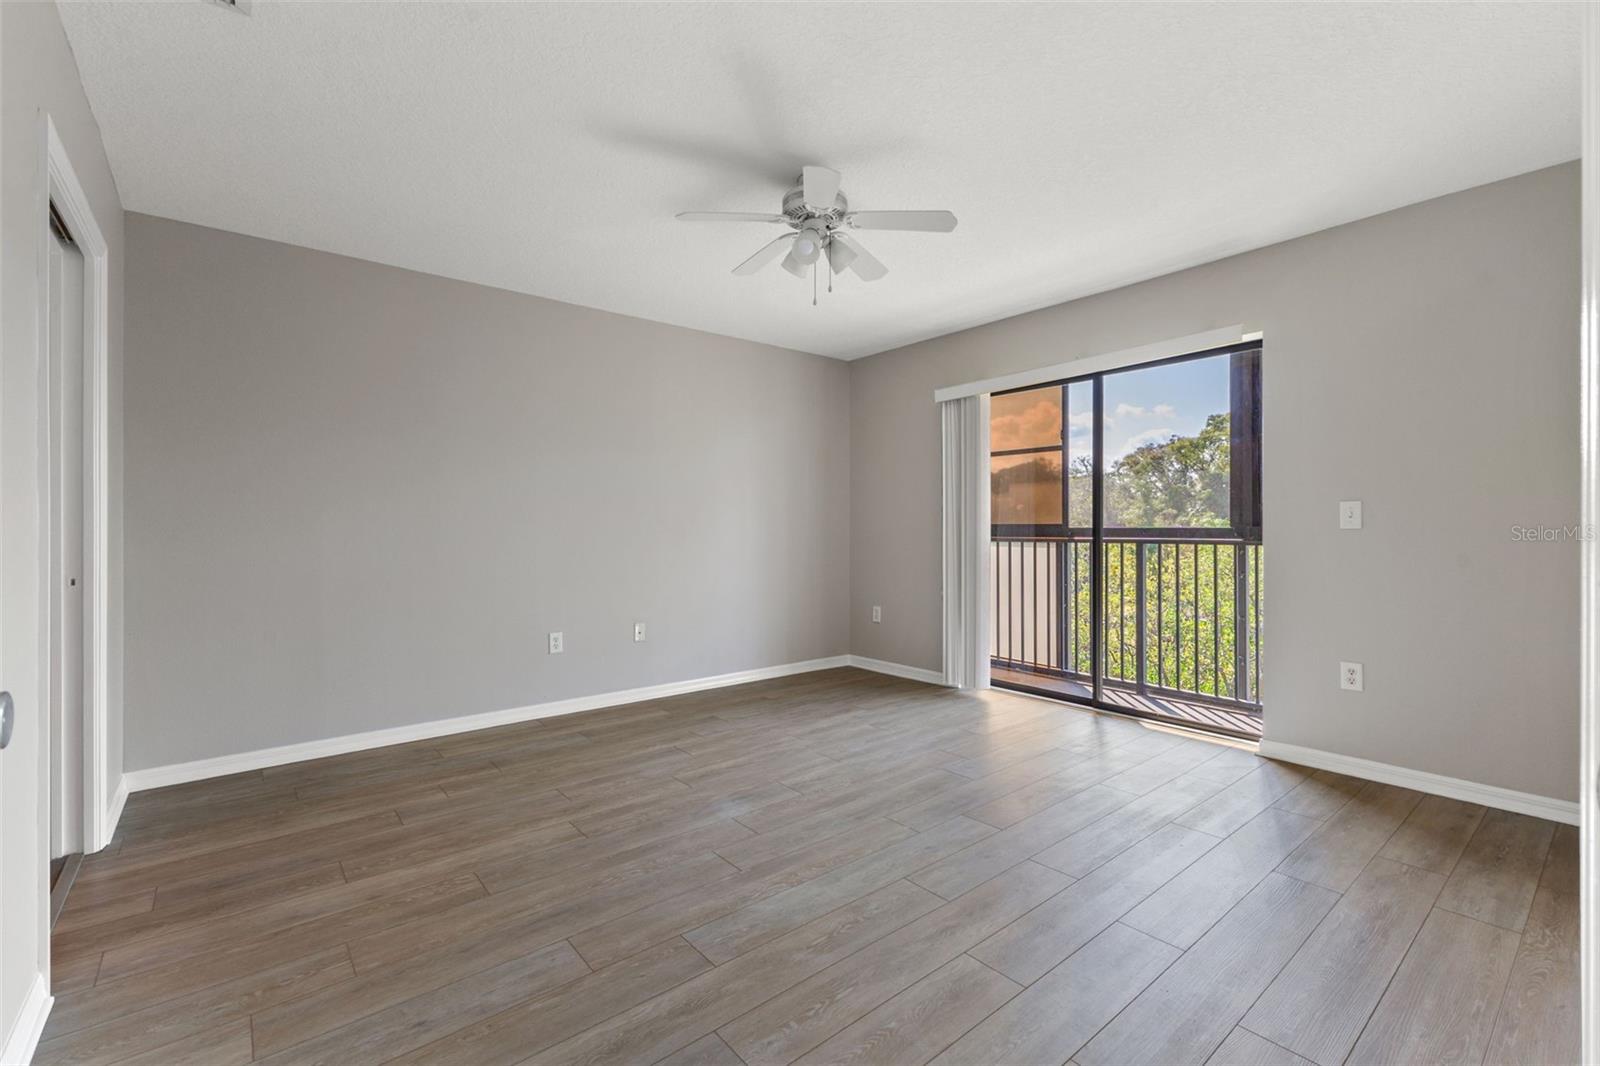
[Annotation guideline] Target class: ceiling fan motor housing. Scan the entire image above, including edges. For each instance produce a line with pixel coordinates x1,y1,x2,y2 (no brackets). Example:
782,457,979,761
783,182,848,226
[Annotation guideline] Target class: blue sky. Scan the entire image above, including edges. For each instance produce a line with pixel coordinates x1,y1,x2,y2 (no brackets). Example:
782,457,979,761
1068,354,1230,464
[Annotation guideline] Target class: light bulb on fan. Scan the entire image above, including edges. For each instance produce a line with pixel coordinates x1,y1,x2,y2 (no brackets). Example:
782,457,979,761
792,230,823,265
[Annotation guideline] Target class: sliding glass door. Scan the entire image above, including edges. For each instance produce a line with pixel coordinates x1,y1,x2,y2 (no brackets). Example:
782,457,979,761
989,341,1264,738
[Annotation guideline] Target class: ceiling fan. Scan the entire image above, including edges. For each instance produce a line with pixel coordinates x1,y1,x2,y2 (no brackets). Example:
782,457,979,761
677,166,956,296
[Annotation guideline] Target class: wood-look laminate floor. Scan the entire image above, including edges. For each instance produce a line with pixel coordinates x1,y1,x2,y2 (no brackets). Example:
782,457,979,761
44,668,1577,1066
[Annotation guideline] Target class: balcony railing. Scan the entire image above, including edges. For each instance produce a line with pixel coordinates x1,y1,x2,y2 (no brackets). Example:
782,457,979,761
990,535,1263,711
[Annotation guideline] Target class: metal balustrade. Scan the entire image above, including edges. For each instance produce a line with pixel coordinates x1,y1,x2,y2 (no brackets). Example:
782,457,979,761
990,535,1262,711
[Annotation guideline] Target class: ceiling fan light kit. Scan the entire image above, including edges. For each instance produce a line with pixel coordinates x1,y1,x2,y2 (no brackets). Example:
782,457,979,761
791,229,824,264
677,165,957,300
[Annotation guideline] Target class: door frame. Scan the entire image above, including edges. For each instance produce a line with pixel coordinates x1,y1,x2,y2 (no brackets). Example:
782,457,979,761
37,115,113,855
1580,6,1599,1060
987,341,1264,741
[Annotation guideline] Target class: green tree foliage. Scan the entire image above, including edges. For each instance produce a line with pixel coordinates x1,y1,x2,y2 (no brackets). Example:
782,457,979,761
1106,412,1230,528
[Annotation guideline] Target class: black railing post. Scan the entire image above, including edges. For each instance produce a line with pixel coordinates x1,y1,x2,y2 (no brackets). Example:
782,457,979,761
1057,540,1068,674
1090,380,1104,702
1253,545,1262,702
1234,544,1250,702
1135,541,1148,695
1155,544,1164,689
1212,545,1221,700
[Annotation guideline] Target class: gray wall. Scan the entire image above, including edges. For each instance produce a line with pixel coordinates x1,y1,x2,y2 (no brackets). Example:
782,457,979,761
124,165,1579,804
124,215,850,771
0,0,125,1047
850,163,1579,803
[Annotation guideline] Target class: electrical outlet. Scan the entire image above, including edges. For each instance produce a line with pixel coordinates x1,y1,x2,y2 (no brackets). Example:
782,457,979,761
872,606,882,624
634,622,646,643
1339,500,1363,529
1340,661,1363,692
548,631,564,655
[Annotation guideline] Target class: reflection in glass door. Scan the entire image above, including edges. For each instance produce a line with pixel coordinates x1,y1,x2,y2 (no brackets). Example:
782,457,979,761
989,342,1263,739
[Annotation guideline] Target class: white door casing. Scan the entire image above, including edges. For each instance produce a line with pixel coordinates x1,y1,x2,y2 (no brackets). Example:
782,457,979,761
40,117,113,858
1581,6,1600,1062
46,222,85,859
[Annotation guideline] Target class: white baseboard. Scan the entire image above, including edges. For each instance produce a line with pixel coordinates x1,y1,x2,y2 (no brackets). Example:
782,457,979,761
1,973,52,1066
1259,739,1579,826
101,775,128,850
124,655,855,792
846,655,946,686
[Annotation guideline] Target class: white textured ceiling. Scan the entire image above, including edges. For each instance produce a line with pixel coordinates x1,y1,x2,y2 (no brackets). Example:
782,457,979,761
60,1,1578,359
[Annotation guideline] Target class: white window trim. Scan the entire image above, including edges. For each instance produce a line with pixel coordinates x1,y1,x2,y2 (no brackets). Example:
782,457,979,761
932,325,1257,405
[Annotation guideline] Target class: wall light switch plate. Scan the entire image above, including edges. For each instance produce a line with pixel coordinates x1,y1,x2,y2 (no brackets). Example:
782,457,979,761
634,623,646,642
872,606,882,624
548,631,564,654
1340,661,1363,691
1339,500,1363,529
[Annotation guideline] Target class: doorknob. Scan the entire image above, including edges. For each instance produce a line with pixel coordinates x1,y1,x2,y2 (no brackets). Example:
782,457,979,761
0,691,13,750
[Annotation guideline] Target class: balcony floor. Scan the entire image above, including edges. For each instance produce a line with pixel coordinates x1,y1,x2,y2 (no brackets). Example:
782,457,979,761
991,664,1263,740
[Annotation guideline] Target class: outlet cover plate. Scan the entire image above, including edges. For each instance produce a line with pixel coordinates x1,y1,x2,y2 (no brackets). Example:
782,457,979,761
1340,661,1364,691
549,631,564,654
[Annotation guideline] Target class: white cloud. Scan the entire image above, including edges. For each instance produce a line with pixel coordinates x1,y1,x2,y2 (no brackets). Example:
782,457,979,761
1109,427,1175,462
1068,411,1094,428
1152,403,1176,417
1113,403,1145,418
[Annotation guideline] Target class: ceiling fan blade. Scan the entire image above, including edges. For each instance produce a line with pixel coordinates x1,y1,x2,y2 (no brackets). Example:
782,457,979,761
825,236,856,275
801,166,841,211
780,246,809,279
830,233,886,281
733,235,796,276
846,210,958,233
678,212,789,223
